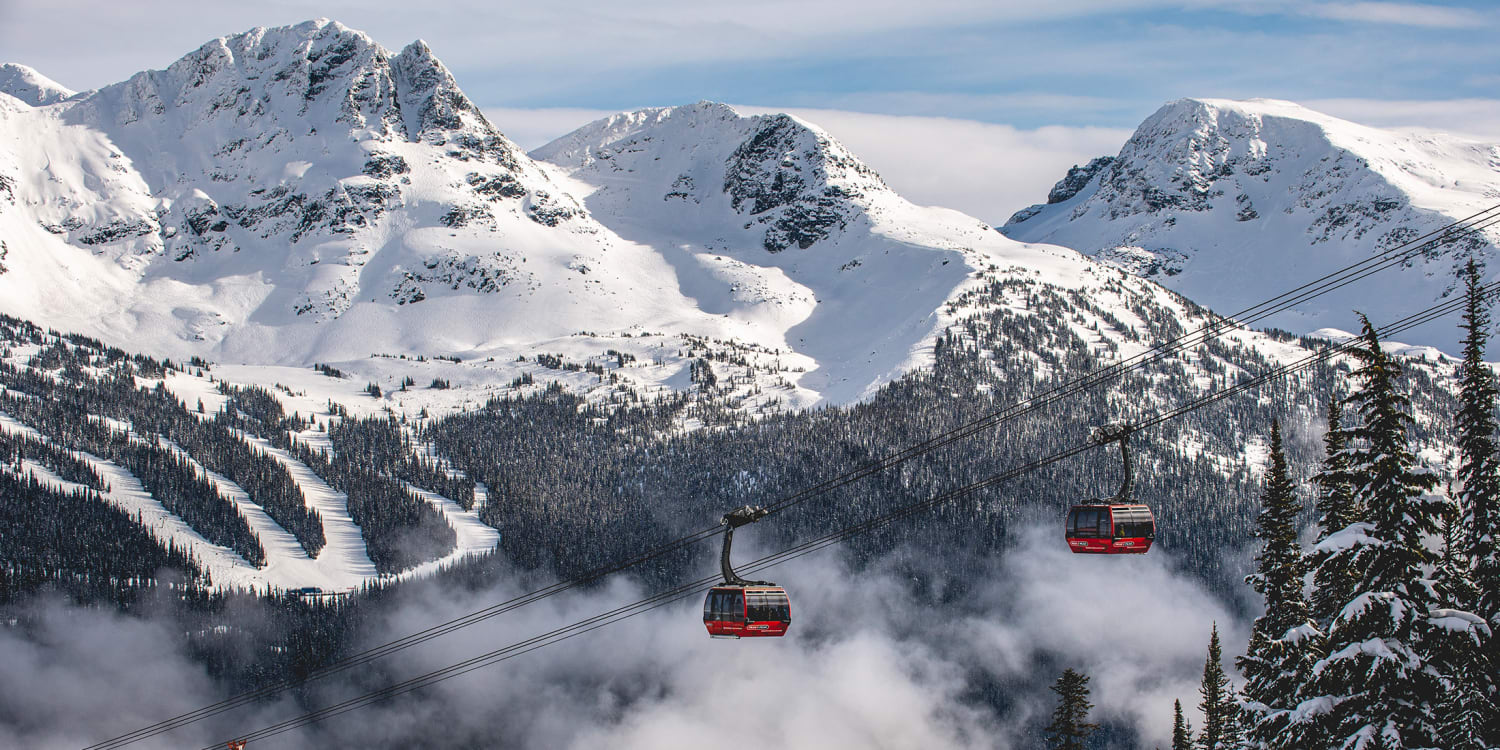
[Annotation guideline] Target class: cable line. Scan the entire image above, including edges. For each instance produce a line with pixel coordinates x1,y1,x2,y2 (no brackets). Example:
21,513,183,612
85,205,1500,750
209,286,1489,749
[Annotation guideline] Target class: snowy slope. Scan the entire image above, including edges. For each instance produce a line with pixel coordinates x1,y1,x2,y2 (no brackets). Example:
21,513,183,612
0,20,723,367
1003,98,1500,354
5,24,1488,415
0,20,1113,410
533,102,1043,403
0,328,501,593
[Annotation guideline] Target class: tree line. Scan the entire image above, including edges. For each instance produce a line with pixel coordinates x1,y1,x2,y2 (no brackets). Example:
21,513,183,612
1154,260,1499,749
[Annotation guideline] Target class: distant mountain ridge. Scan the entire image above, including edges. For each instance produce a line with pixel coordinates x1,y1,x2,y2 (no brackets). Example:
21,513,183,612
4,23,1496,416
1003,97,1500,354
0,24,1484,605
0,20,1095,409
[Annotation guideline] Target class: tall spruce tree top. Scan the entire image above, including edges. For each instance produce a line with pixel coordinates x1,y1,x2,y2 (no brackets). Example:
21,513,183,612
1045,668,1099,750
1197,623,1241,750
1305,314,1444,749
1445,257,1500,749
1246,421,1314,637
1456,257,1500,630
1173,699,1194,750
1238,421,1326,750
1310,399,1362,628
1342,314,1442,608
1314,400,1361,536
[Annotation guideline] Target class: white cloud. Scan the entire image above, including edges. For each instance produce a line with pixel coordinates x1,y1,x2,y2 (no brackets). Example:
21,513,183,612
0,598,238,747
484,104,1131,226
736,106,1132,225
484,107,620,150
1,527,1244,749
1303,2,1492,28
967,526,1244,743
326,526,1240,749
803,90,1133,122
1304,97,1500,141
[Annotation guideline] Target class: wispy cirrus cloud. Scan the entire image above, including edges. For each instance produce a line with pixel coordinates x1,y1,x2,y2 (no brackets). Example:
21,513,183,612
1302,1,1492,28
4,1,1494,126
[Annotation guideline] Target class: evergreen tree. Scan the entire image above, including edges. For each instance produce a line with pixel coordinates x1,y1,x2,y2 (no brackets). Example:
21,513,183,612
1045,668,1099,750
1455,257,1500,745
1428,608,1497,750
1429,479,1498,749
1173,699,1194,750
1457,258,1500,630
1197,624,1240,750
1238,421,1325,750
1309,400,1362,628
1303,315,1445,749
1435,492,1480,612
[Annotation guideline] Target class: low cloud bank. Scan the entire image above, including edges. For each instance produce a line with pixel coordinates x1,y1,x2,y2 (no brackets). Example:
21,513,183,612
1,525,1242,749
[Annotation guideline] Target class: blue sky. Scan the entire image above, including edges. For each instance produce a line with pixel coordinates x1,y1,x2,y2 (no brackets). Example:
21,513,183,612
3,0,1496,221
468,2,1500,129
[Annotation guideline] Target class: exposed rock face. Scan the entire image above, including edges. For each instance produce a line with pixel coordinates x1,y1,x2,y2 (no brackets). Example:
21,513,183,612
1046,156,1115,205
722,113,884,252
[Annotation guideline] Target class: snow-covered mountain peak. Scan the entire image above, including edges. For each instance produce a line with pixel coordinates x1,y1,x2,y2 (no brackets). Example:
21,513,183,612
1003,96,1500,353
83,18,507,153
534,101,744,166
3,25,1358,415
0,19,613,358
1,23,1031,410
0,63,75,106
535,100,891,253
1102,97,1499,217
529,100,1128,404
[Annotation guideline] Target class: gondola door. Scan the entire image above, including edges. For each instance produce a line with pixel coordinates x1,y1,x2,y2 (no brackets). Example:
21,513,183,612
704,586,747,638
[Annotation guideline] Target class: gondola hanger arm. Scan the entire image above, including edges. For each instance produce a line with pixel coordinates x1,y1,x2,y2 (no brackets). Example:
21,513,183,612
1089,422,1134,504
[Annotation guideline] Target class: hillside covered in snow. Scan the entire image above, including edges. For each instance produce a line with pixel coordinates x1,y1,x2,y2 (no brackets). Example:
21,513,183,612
0,21,1487,602
1003,98,1500,354
0,19,1087,411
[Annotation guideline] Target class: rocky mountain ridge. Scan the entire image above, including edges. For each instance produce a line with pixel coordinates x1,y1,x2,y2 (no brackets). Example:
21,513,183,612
0,20,1084,411
1003,97,1500,353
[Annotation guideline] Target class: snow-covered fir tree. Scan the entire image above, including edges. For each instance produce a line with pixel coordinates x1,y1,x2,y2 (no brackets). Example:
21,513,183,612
1302,315,1444,749
1456,258,1500,629
1238,421,1325,750
1442,258,1500,747
1436,492,1481,612
1309,400,1362,629
1427,581,1496,748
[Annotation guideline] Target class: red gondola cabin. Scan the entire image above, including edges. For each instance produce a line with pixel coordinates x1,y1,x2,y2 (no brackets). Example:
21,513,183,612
703,585,791,638
1065,504,1155,554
